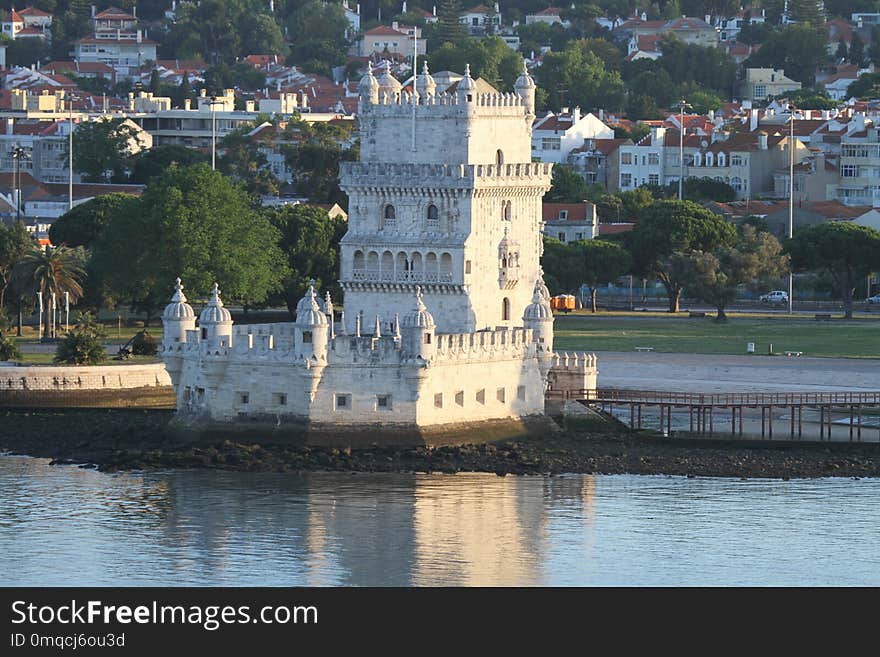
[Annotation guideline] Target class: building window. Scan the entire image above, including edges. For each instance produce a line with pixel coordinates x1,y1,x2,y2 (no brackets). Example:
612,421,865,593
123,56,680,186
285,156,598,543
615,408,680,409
424,333,432,344
575,232,583,240
465,260,471,274
201,327,207,339
558,232,566,241
517,385,526,401
497,387,506,403
335,394,351,410
621,152,633,165
496,149,504,166
455,391,465,406
503,200,512,221
434,393,443,408
382,204,396,227
754,84,766,98
620,173,632,188
273,393,287,406
502,297,510,321
476,389,485,404
239,392,249,405
842,165,860,177
558,210,568,220
648,153,659,165
731,154,744,166
427,204,439,224
541,137,561,150
302,331,312,343
648,174,659,185
376,394,392,410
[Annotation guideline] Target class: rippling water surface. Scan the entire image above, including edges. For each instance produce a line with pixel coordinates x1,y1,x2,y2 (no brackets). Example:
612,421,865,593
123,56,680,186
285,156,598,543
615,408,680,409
1,455,878,586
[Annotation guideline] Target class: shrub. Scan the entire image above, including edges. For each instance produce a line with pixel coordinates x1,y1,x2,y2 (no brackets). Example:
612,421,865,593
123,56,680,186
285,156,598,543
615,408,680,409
54,312,107,365
131,330,158,356
0,332,20,361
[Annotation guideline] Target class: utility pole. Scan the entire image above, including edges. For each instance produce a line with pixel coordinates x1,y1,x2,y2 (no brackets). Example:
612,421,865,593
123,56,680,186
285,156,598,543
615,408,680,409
788,104,797,315
678,99,691,200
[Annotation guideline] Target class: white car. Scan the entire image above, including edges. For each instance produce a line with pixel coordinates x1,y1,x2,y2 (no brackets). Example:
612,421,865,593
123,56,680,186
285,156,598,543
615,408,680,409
759,290,789,304
867,294,880,304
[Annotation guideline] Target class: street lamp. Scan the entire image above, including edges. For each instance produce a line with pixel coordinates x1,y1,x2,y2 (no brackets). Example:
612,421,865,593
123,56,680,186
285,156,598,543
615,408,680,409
11,146,30,223
68,92,80,211
209,95,223,170
788,103,798,315
678,99,692,201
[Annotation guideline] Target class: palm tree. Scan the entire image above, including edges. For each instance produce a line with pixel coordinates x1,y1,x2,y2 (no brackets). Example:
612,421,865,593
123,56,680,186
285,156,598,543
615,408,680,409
13,246,85,340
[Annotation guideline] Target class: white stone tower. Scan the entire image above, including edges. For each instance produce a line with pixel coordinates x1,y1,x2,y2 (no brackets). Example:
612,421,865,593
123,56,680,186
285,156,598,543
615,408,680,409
339,63,552,334
161,277,196,385
198,283,233,347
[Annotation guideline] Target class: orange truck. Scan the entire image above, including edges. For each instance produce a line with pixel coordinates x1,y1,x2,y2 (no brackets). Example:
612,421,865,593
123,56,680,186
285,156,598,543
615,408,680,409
550,294,576,312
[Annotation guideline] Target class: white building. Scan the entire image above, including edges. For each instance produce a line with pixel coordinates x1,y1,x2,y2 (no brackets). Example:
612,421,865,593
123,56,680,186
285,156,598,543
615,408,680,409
73,6,158,78
161,63,597,444
531,108,613,164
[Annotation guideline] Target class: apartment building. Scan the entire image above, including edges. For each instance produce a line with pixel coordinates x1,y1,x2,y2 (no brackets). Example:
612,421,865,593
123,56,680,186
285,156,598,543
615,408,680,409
531,108,614,164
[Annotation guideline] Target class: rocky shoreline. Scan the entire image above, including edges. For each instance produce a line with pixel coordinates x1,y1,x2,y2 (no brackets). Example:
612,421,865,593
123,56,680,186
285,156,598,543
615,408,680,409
2,409,880,479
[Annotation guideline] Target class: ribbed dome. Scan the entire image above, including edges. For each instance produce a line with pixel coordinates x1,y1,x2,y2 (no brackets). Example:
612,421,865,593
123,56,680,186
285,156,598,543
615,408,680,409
415,62,436,99
163,277,195,321
296,284,328,326
524,291,553,321
376,61,402,97
515,61,535,90
199,283,232,324
402,286,435,329
457,63,476,92
358,66,379,97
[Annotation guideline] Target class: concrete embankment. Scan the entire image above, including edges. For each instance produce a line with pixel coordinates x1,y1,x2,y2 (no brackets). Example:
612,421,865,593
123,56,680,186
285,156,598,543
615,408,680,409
0,363,175,409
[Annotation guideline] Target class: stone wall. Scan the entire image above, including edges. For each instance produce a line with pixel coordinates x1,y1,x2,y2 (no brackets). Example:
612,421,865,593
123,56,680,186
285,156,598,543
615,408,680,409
0,363,174,408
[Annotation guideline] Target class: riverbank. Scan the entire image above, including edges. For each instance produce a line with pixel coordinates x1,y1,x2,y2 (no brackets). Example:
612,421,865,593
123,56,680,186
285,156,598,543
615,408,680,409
2,409,880,479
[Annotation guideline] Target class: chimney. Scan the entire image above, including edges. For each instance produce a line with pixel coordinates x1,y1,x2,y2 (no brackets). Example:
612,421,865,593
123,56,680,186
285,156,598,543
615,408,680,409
402,1,407,13
433,5,436,16
137,29,142,43
392,21,399,30
6,118,13,135
133,5,137,18
573,106,581,123
91,5,96,18
749,108,758,132
598,108,604,120
184,98,191,110
757,132,768,150
245,99,255,112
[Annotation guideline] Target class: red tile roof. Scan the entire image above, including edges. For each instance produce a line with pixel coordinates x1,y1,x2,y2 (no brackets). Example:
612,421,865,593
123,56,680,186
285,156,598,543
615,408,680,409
542,203,590,222
94,7,136,21
598,223,635,235
18,7,52,17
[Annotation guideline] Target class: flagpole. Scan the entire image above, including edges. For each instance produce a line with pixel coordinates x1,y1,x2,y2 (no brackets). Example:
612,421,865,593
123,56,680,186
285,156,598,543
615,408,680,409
412,28,417,152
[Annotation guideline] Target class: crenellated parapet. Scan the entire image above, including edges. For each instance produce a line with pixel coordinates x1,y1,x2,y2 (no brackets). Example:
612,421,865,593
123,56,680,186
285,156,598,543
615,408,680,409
547,351,599,399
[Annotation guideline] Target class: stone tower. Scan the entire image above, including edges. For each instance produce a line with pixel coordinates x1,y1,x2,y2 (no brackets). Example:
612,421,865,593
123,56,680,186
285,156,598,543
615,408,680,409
339,62,552,334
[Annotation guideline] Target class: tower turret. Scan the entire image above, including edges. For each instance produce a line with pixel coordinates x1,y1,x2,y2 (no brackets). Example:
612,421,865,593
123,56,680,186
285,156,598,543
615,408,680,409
198,283,233,347
457,63,476,108
376,60,402,103
294,283,329,362
401,286,436,361
415,62,436,104
523,278,554,377
161,277,196,386
358,64,379,107
514,61,536,118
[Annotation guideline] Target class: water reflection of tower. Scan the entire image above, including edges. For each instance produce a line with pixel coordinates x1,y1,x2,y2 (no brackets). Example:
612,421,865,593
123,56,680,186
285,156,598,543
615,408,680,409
411,474,549,586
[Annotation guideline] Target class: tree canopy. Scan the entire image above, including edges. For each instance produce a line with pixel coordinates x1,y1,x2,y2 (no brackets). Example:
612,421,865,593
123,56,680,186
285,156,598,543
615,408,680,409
71,118,146,183
48,193,141,249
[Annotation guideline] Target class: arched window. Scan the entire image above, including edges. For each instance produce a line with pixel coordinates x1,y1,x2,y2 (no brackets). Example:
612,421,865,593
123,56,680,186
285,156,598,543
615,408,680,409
502,200,511,221
382,204,396,228
427,204,439,224
496,149,504,166
502,297,510,321
717,152,726,167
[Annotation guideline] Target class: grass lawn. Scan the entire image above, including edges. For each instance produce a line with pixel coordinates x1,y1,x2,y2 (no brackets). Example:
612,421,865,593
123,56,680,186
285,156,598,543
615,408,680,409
553,313,880,359
10,353,161,366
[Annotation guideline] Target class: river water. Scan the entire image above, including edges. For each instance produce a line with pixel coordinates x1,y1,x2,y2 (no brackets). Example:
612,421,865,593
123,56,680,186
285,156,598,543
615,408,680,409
1,455,878,586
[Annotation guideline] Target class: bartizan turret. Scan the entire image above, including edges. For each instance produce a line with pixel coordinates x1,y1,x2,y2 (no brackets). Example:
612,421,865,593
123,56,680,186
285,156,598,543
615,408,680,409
401,286,435,362
514,61,536,119
523,278,554,378
161,277,195,385
294,283,329,364
198,283,233,348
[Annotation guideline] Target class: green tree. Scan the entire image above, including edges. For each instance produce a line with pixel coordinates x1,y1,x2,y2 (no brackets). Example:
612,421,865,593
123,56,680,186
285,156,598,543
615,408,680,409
0,221,32,311
218,127,280,197
541,237,585,295
13,246,85,339
850,33,866,67
427,37,523,90
786,222,880,318
283,117,357,206
672,225,788,320
48,193,140,249
0,330,21,361
869,26,880,67
546,165,595,203
619,187,655,221
90,164,287,321
129,144,210,184
786,0,824,27
744,25,828,87
574,239,632,312
847,72,880,98
596,194,624,223
264,204,347,317
536,42,626,112
432,0,468,48
54,312,106,365
286,1,350,75
70,118,147,183
149,68,162,94
629,200,737,312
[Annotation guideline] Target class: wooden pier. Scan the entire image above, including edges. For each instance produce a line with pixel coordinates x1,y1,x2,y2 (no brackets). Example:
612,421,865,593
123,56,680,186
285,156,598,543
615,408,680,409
547,389,880,442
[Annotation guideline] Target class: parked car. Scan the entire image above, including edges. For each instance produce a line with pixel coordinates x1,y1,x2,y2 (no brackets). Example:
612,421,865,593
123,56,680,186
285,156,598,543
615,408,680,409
759,290,789,304
867,294,880,304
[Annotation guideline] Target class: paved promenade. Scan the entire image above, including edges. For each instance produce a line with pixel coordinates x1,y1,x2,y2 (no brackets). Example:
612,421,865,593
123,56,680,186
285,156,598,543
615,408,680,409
596,352,880,393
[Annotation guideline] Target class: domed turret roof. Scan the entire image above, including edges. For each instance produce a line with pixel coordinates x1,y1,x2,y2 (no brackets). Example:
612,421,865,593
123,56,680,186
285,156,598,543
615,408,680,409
296,283,328,327
415,61,436,97
163,277,195,321
535,269,551,302
358,65,379,96
376,61,402,95
199,283,232,324
515,61,535,90
402,286,435,329
524,281,552,321
457,63,476,92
